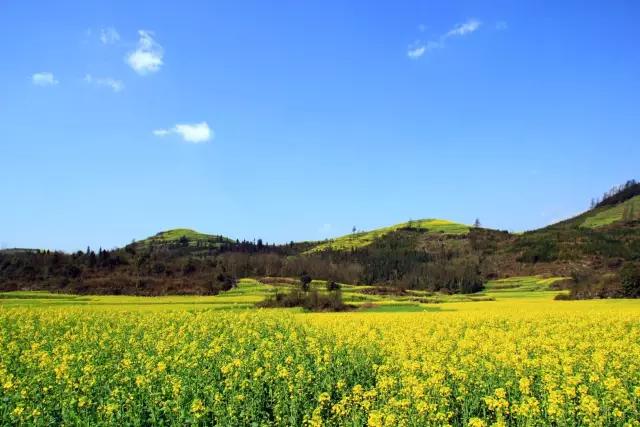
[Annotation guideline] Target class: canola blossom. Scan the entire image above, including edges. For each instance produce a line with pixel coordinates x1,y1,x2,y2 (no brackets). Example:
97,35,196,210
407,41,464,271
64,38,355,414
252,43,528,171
0,306,639,426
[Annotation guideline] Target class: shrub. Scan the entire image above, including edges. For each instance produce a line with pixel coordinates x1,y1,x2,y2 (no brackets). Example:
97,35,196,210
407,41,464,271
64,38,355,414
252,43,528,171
300,273,312,292
257,290,351,312
620,262,640,298
326,280,341,291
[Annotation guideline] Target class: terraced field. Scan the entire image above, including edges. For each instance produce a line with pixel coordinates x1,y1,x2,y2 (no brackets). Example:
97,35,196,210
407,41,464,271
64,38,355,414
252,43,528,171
0,276,568,313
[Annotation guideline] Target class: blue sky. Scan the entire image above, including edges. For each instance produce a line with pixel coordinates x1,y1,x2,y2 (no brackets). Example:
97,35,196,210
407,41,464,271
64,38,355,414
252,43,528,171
1,1,639,251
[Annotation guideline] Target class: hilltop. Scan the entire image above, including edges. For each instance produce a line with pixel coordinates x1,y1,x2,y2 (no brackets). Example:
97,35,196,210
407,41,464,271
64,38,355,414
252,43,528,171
134,228,234,249
306,219,469,253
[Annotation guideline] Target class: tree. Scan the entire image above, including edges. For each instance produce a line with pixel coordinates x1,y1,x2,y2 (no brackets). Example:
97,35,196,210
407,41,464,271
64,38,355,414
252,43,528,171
352,226,356,234
87,251,97,268
326,280,341,291
620,262,640,298
300,272,312,292
474,218,481,228
182,259,197,275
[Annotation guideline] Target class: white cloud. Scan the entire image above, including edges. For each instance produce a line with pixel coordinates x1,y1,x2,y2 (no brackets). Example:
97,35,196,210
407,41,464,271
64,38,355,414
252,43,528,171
445,19,482,37
174,123,212,143
153,129,170,137
84,74,124,92
153,122,213,143
407,40,442,59
407,45,426,59
100,27,120,44
407,19,481,59
126,30,163,75
32,72,58,86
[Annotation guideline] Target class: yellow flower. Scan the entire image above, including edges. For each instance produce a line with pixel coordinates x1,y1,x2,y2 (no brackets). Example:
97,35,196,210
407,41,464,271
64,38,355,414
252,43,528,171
367,410,384,427
467,417,486,427
318,392,331,405
12,405,24,418
518,377,531,395
190,398,205,417
135,375,146,387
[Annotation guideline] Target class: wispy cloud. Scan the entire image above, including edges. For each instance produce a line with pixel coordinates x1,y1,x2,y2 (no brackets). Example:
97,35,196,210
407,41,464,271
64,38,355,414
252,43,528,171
32,72,58,86
152,129,170,137
407,40,443,59
407,18,482,59
84,74,124,92
496,21,508,31
100,27,120,44
126,30,163,75
153,122,213,143
407,45,426,59
445,19,481,37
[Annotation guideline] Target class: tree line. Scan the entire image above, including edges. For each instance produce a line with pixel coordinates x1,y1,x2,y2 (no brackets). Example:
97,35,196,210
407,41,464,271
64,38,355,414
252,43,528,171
0,228,501,296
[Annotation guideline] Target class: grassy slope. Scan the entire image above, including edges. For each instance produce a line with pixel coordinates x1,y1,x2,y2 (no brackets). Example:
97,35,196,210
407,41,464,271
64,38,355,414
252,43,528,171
307,219,469,253
136,228,233,247
581,195,640,228
542,195,640,231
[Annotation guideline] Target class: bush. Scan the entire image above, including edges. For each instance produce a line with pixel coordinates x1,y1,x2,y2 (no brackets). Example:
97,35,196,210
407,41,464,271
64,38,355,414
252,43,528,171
257,290,351,312
300,273,312,292
326,280,341,291
620,262,640,298
516,240,558,263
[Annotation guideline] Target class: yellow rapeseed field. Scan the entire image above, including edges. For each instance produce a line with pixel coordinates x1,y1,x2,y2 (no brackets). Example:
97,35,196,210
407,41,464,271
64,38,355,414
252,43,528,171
1,301,639,426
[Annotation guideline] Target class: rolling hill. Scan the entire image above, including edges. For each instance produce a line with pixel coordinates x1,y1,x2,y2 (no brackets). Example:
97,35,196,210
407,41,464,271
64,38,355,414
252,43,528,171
306,218,470,253
134,228,234,248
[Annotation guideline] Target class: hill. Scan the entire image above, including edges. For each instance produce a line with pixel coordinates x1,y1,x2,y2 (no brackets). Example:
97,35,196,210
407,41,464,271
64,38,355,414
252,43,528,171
134,228,234,249
307,219,469,253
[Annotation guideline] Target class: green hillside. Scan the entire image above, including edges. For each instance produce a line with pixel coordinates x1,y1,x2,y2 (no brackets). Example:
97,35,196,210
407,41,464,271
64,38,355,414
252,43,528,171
136,228,233,248
307,218,469,253
581,195,640,228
